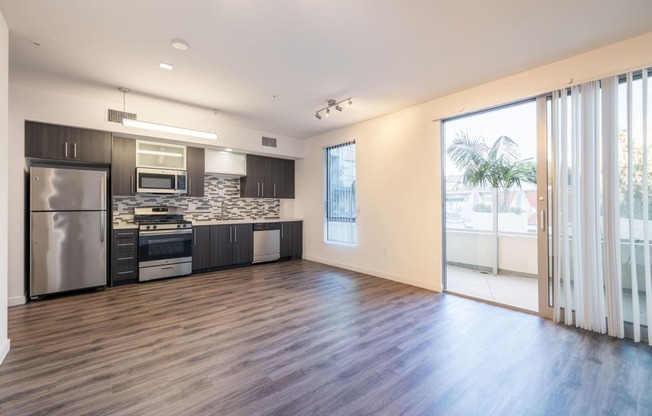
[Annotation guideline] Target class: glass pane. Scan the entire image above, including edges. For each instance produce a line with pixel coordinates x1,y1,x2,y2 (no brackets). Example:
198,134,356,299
325,142,357,245
137,141,186,170
444,100,538,311
618,73,652,327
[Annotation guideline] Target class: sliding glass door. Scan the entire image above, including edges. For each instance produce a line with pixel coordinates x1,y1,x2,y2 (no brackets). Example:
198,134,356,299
443,99,551,314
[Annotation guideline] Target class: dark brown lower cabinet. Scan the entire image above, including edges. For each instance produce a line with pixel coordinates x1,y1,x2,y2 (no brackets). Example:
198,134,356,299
280,221,303,260
111,229,138,285
192,226,211,271
190,222,300,274
210,224,253,267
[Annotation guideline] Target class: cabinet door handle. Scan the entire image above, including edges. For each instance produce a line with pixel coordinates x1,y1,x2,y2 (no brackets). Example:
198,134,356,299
194,230,197,246
230,226,233,243
234,226,237,242
73,142,77,159
117,256,134,261
131,174,134,194
540,210,546,232
64,142,68,158
117,243,134,247
262,183,264,197
189,178,192,194
117,232,132,236
117,270,133,275
161,266,174,270
274,183,276,197
257,182,260,197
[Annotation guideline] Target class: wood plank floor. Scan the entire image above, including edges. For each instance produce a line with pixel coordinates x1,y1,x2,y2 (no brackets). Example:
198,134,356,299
1,260,651,415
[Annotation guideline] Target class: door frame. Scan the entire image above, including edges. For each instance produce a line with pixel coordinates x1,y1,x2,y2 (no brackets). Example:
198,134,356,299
440,96,554,317
536,95,553,318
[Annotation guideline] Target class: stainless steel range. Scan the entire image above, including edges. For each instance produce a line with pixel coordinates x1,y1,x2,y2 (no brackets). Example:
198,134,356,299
134,206,192,282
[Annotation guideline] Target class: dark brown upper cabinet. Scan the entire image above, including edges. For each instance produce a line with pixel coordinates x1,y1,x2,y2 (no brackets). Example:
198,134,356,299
186,146,205,197
240,154,295,199
25,121,111,164
111,136,136,196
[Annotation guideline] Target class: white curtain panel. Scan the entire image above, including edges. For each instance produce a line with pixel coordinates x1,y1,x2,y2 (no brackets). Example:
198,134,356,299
552,69,651,343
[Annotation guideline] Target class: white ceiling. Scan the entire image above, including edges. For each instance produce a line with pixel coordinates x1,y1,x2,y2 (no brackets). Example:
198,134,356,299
0,0,651,139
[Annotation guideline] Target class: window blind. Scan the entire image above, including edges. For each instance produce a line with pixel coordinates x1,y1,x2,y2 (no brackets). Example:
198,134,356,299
325,141,357,245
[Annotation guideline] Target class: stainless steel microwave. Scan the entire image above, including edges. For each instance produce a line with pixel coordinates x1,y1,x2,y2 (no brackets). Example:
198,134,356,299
136,168,187,194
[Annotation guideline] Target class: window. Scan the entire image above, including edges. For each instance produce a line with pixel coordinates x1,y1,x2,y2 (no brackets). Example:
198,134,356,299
325,141,357,245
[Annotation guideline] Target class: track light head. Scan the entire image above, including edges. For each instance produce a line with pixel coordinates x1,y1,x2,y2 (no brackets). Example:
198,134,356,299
347,99,353,107
315,112,322,120
326,108,330,116
335,105,342,112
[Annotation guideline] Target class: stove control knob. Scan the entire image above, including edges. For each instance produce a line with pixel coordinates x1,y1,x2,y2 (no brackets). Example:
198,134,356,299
146,225,151,230
152,225,157,230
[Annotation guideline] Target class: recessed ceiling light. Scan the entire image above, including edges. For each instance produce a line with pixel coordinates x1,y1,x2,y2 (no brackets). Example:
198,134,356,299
171,39,189,50
159,62,174,70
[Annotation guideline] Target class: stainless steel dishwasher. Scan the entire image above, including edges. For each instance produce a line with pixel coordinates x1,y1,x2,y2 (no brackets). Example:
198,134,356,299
252,223,281,263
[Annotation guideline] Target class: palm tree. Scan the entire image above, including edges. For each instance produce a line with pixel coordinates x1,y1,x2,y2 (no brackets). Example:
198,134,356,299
447,132,536,211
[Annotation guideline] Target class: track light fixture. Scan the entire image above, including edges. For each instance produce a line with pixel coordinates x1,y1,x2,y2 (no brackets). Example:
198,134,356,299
315,97,352,120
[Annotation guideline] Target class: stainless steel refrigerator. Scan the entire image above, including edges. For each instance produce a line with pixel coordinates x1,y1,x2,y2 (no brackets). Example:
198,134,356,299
30,166,108,298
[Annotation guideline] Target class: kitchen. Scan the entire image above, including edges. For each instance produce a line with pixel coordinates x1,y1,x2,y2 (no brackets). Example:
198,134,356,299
26,120,303,298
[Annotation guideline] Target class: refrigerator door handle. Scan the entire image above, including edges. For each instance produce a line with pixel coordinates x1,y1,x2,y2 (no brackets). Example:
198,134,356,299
100,175,105,243
100,176,105,210
100,211,105,243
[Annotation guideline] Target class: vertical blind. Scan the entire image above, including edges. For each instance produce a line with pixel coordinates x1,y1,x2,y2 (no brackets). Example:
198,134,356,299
325,141,357,245
551,68,651,343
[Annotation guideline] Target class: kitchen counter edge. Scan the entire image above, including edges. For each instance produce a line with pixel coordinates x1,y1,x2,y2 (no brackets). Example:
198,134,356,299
192,218,303,226
113,219,303,230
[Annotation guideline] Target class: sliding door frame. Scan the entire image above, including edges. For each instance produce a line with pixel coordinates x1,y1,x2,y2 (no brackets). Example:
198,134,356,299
536,95,553,319
440,96,554,317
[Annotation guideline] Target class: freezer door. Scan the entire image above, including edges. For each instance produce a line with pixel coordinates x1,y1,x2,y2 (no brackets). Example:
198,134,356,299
31,166,107,211
31,211,107,297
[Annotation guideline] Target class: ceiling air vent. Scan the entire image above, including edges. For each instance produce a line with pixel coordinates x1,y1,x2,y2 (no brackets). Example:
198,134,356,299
107,108,137,124
262,136,277,148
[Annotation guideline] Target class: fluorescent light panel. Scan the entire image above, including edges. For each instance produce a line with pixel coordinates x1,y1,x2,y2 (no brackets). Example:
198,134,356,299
123,118,217,140
137,150,183,157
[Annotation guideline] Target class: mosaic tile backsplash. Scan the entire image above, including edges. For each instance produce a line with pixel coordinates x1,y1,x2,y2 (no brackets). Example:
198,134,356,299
113,174,280,224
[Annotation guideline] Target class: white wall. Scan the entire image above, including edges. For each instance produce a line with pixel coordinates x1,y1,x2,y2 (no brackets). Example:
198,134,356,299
7,84,306,305
297,31,652,292
0,10,10,364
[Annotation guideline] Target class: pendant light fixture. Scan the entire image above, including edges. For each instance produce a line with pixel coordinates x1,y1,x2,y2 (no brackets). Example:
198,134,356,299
315,97,352,120
118,87,218,140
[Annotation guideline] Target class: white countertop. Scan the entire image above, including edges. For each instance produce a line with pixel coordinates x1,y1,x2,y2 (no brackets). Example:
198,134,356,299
113,223,138,230
112,218,303,230
192,218,303,226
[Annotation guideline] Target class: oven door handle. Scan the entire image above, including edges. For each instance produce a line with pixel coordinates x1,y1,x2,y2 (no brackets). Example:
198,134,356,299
139,229,192,237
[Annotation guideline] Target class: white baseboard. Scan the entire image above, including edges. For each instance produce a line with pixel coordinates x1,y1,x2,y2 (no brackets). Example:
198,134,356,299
8,295,26,306
303,255,441,292
0,338,10,366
